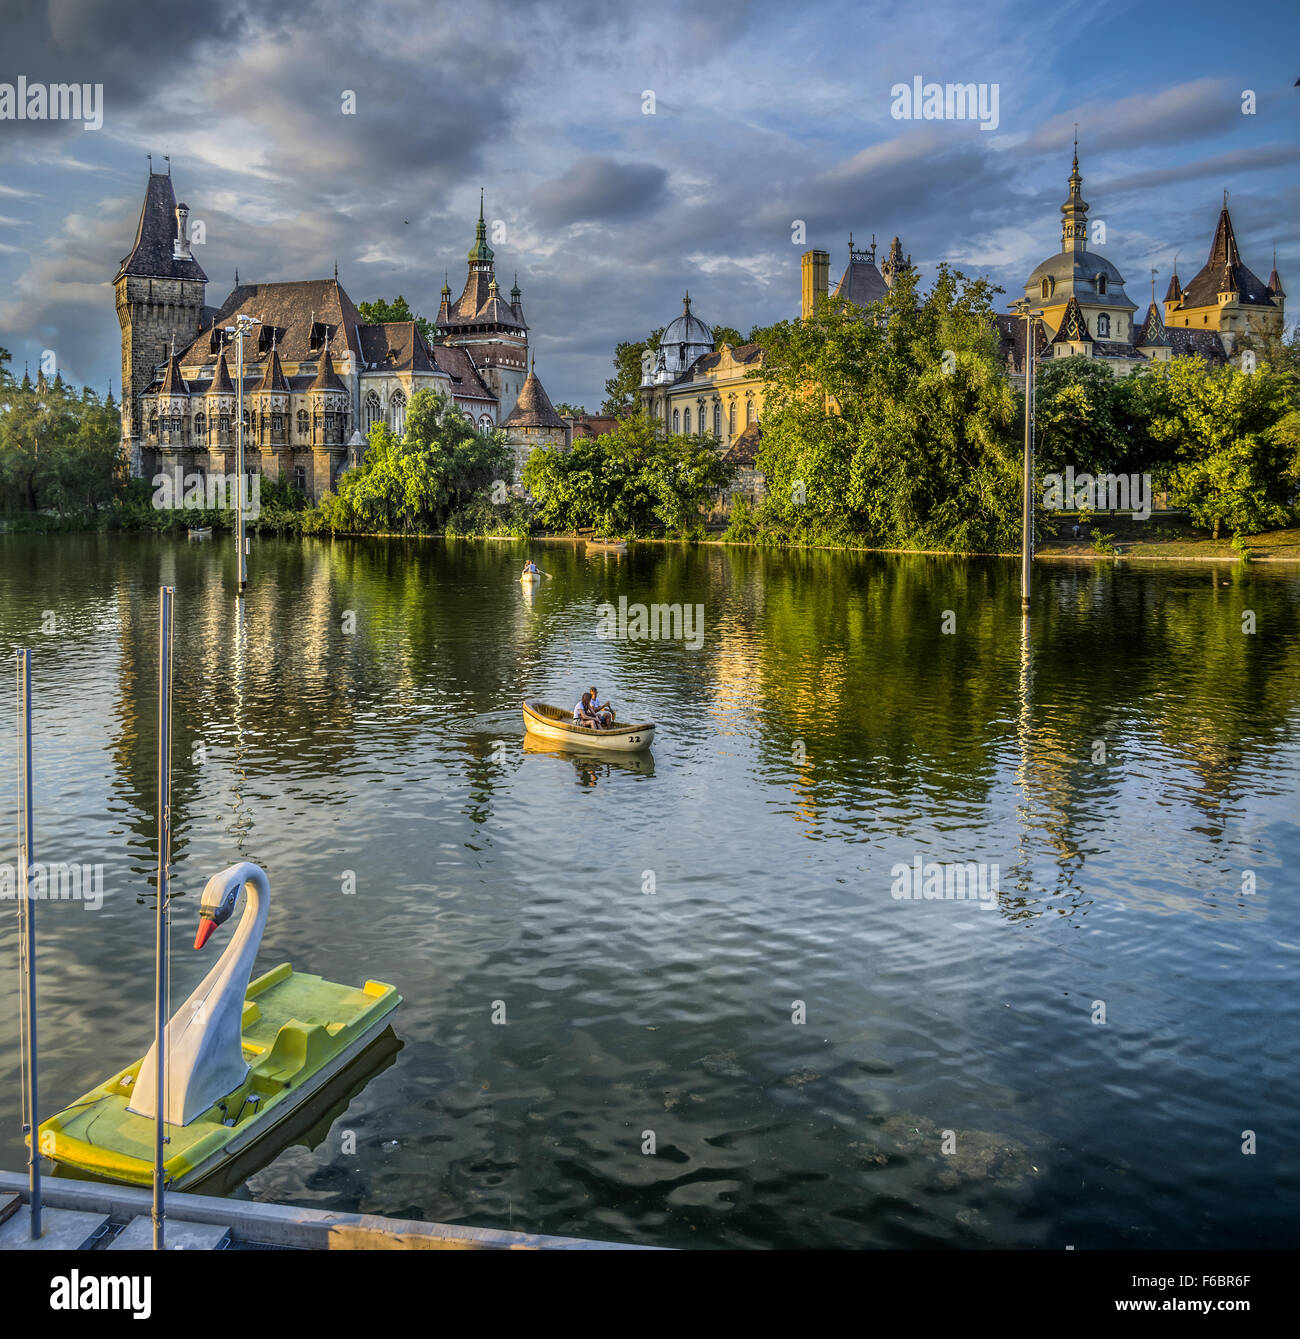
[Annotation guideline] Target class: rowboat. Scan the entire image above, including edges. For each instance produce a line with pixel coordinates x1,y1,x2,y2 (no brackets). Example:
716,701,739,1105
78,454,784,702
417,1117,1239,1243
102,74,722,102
585,537,627,551
522,699,655,752
520,571,543,584
187,526,213,539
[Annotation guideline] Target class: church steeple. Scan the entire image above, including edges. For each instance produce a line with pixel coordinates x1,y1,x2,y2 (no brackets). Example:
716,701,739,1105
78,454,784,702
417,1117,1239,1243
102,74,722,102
467,188,494,267
1060,132,1089,254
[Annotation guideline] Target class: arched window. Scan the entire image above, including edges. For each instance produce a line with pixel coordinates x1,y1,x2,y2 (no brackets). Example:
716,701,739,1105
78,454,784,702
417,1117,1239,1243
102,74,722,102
148,414,158,436
364,390,382,430
194,411,205,442
297,409,309,437
746,400,756,426
390,390,406,434
478,414,493,432
673,408,680,433
684,407,691,433
1097,274,1108,295
729,403,736,435
1097,313,1110,337
713,403,721,437
1041,279,1050,300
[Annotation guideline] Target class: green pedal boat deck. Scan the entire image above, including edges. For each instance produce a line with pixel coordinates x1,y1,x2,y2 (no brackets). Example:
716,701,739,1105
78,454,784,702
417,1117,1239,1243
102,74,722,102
36,963,401,1190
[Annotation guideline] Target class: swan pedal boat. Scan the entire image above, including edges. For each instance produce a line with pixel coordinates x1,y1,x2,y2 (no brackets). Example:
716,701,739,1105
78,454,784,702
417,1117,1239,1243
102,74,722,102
522,699,654,752
34,862,400,1191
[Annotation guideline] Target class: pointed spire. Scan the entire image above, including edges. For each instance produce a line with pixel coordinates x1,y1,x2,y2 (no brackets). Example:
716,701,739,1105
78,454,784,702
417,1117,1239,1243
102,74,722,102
1052,294,1093,344
1061,137,1089,253
1267,245,1285,299
209,350,234,394
309,342,346,393
441,270,451,299
468,188,494,265
255,343,289,393
159,340,188,395
334,259,339,281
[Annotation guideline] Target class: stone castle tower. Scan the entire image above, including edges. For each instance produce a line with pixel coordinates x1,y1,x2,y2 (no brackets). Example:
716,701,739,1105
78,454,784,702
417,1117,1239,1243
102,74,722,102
114,168,207,472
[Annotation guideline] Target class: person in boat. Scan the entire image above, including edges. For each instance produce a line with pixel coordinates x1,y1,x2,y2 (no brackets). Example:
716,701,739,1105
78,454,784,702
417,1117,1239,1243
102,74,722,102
522,559,540,576
588,686,615,727
574,691,602,729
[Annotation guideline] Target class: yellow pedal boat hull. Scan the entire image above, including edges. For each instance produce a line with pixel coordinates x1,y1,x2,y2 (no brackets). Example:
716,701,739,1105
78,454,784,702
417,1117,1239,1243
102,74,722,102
33,963,400,1190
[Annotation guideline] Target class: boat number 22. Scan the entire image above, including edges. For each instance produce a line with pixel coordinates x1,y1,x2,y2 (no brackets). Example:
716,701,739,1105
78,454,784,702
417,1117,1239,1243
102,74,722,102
628,735,640,743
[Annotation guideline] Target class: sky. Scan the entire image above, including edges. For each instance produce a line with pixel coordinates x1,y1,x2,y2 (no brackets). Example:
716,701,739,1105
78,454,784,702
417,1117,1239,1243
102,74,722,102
0,0,1297,411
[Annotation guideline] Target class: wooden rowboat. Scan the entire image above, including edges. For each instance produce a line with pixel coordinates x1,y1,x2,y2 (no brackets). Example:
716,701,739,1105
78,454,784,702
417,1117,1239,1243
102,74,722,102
522,700,655,752
187,526,213,539
519,571,543,584
585,537,627,551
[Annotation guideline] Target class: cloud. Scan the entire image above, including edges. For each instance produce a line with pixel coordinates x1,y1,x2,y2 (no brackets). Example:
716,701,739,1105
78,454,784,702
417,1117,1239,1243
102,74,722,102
531,157,670,229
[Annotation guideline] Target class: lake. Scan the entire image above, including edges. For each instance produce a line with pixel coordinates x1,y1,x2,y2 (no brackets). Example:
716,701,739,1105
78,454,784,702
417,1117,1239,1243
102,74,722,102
0,532,1296,1248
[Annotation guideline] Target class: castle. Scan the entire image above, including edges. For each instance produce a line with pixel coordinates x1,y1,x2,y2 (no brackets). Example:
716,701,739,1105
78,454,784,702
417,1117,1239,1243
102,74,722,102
115,170,567,499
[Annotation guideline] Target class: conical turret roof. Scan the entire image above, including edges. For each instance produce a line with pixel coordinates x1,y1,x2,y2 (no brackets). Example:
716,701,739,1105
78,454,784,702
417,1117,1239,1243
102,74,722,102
208,351,234,394
503,359,567,430
255,346,290,393
309,344,347,393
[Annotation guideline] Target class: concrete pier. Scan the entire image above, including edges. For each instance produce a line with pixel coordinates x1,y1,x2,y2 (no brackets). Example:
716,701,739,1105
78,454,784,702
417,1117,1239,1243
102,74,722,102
0,1172,656,1250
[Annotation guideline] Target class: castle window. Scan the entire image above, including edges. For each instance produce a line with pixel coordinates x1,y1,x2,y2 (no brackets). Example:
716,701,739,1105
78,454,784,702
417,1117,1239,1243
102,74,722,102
297,409,309,436
148,414,158,436
673,408,680,433
1097,313,1110,338
194,412,205,442
294,466,306,492
219,414,231,443
390,389,406,434
729,403,736,435
746,400,756,426
365,390,382,430
714,403,721,437
1097,274,1108,295
478,414,493,432
684,408,691,433
1041,279,1050,300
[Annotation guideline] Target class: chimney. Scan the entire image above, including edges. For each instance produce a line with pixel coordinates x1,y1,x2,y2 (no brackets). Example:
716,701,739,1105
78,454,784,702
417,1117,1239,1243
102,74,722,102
173,202,192,260
801,249,829,320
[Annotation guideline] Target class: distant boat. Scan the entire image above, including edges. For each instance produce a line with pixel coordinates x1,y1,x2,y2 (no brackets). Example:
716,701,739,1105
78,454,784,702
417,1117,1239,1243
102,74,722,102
585,537,627,551
522,700,654,752
187,526,213,539
519,571,543,584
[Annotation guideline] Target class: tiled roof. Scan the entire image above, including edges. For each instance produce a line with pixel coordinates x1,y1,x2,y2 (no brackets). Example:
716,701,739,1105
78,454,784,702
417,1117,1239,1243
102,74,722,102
308,346,347,393
158,350,188,395
723,423,762,466
184,279,365,364
692,342,764,373
503,365,567,429
1052,295,1093,343
1135,302,1169,347
1164,328,1227,364
358,322,439,374
832,253,889,308
254,347,290,393
431,344,496,402
208,352,234,394
1177,208,1276,309
567,415,620,439
116,173,208,283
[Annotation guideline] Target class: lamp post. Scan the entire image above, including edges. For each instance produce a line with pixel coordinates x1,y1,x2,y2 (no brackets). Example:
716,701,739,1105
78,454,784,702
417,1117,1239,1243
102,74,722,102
223,315,261,591
1010,299,1038,610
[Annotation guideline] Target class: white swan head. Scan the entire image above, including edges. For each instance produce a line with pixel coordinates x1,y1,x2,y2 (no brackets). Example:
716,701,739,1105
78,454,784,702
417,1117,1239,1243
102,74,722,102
194,861,263,950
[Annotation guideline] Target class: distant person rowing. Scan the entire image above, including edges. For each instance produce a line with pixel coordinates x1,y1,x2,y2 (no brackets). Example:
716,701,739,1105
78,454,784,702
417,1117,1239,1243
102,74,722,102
522,559,540,576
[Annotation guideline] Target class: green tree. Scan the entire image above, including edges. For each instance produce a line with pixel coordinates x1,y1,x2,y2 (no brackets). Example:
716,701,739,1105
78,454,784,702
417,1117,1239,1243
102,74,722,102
1143,358,1297,537
712,325,744,347
523,408,734,536
356,295,435,346
754,263,1022,551
321,388,511,533
552,403,587,418
1034,356,1134,475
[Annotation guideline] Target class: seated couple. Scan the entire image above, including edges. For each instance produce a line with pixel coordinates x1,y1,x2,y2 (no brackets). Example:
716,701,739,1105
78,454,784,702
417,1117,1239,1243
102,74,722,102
574,688,616,729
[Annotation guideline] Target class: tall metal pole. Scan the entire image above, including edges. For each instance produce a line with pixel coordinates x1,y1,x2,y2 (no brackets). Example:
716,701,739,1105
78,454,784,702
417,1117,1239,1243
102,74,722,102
1021,312,1035,610
15,649,40,1239
152,587,174,1250
235,330,247,592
